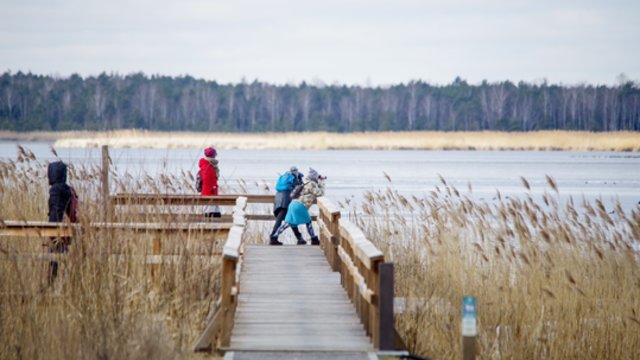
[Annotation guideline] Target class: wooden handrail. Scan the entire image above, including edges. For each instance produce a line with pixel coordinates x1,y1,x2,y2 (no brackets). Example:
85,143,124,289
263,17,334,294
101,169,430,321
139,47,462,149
339,219,384,270
0,220,232,237
195,196,247,352
111,193,274,206
222,226,243,260
317,196,341,216
316,197,398,351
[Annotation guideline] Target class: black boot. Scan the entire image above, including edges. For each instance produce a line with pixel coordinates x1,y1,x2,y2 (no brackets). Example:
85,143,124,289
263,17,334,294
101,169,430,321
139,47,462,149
310,236,320,246
269,236,283,246
292,227,306,245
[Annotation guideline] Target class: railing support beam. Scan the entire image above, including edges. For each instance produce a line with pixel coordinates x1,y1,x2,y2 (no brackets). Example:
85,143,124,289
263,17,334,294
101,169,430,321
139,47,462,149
378,262,394,350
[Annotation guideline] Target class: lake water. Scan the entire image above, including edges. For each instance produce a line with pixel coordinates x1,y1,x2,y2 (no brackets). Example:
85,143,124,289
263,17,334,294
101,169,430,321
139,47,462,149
1,141,639,213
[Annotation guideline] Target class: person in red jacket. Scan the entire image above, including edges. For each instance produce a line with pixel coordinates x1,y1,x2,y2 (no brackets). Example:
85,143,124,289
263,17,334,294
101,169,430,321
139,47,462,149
199,146,221,217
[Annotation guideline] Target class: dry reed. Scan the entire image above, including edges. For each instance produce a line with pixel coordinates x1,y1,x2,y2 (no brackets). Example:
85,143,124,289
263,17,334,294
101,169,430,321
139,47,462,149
0,149,229,359
2,130,639,151
350,176,640,359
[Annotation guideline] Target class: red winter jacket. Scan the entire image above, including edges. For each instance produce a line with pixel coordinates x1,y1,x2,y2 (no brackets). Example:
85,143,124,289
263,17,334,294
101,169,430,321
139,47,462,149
199,158,219,196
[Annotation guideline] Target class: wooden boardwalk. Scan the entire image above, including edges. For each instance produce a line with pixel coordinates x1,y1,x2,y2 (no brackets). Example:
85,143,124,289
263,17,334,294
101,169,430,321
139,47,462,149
224,245,377,359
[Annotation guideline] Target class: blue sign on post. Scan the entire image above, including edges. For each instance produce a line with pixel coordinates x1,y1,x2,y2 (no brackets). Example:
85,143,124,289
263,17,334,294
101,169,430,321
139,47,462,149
462,296,477,337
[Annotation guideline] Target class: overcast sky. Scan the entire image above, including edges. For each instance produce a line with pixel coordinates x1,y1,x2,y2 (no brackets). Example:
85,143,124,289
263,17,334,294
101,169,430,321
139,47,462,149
1,0,639,86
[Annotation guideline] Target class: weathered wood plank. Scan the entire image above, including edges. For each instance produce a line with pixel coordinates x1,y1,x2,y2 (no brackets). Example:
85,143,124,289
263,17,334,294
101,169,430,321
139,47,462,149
228,244,375,353
0,220,233,237
111,193,274,206
193,306,222,352
229,339,373,352
317,196,341,216
224,351,376,360
339,220,384,270
223,226,244,260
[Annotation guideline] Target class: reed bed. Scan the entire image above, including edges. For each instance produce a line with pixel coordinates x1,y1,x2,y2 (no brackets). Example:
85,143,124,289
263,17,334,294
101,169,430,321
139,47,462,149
3,130,639,151
3,145,639,359
0,148,234,359
350,176,640,359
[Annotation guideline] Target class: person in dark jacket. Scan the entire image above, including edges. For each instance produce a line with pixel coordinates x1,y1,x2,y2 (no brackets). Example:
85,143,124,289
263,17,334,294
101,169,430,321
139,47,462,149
47,161,78,284
199,146,221,217
269,166,304,245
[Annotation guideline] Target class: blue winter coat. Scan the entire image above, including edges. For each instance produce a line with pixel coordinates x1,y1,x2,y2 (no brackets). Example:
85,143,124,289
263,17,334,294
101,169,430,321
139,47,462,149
273,171,303,214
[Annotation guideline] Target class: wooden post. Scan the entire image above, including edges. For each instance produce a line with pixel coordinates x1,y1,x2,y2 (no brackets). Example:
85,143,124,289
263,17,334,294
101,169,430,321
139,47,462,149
101,145,111,221
219,257,236,348
330,212,341,271
151,237,161,283
462,296,478,360
378,262,394,350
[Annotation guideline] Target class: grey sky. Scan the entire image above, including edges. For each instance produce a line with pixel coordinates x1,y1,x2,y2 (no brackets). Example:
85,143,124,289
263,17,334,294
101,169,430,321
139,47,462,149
1,0,639,86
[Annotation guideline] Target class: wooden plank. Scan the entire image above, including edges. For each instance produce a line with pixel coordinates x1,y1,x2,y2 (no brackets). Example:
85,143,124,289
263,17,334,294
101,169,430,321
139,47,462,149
230,335,372,344
193,306,222,352
151,237,161,282
0,220,233,237
0,227,74,237
223,351,376,360
111,193,274,206
337,246,374,303
339,220,384,270
229,338,373,352
223,226,244,260
378,262,394,350
108,213,317,222
220,257,237,348
101,145,111,221
232,327,367,337
231,323,365,332
317,196,341,217
90,222,233,231
0,253,220,263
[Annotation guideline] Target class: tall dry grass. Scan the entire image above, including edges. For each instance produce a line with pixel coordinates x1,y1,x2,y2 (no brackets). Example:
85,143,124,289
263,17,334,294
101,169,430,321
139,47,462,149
351,177,640,359
2,130,639,151
0,148,232,359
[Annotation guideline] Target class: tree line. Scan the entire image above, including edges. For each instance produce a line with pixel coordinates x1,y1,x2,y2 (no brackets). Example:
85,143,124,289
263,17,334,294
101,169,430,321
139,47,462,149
1,71,639,132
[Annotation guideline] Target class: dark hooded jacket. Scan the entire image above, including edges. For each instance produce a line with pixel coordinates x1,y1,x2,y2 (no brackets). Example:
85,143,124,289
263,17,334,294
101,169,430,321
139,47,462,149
48,161,77,223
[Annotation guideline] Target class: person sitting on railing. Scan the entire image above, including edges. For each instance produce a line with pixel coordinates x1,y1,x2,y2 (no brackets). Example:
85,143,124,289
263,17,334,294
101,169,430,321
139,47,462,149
199,146,221,218
47,160,78,284
269,166,304,245
272,168,325,245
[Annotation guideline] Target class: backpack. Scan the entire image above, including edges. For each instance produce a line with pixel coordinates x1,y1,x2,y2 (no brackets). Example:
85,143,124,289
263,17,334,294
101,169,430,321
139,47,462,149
275,172,294,192
195,171,203,192
290,182,306,199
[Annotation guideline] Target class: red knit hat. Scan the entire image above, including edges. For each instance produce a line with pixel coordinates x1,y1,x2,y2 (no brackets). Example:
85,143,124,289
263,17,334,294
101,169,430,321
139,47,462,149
204,147,217,158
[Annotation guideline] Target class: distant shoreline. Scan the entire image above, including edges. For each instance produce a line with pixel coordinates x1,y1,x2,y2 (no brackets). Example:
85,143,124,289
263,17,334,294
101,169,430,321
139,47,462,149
1,130,639,151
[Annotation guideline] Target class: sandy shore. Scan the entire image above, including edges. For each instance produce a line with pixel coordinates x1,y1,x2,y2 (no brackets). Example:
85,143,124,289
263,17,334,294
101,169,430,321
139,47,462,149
1,130,639,151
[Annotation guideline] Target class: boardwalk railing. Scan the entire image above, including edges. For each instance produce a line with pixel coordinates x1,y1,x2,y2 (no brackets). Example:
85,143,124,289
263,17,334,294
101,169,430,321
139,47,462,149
0,220,231,279
317,196,397,351
193,196,248,352
111,193,274,206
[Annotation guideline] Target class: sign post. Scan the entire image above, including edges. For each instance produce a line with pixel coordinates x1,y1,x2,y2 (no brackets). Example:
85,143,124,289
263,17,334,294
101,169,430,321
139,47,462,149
462,296,477,360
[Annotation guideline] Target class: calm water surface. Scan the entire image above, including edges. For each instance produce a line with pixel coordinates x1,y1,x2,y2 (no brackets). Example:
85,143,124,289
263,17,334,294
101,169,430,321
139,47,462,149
1,141,639,213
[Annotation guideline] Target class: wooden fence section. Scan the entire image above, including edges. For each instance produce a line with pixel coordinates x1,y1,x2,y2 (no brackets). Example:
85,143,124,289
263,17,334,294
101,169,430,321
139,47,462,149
0,220,231,273
317,196,397,351
193,196,248,352
0,220,233,233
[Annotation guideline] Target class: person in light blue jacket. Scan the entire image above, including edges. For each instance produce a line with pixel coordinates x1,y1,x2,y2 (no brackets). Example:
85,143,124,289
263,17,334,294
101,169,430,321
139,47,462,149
269,166,304,245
